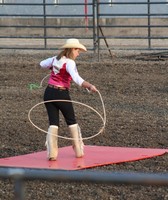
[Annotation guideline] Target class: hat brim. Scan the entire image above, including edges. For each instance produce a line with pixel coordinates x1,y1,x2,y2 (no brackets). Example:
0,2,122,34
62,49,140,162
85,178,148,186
60,43,87,52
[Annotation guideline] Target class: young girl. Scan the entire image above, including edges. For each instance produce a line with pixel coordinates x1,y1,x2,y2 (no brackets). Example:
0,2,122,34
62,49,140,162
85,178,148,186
40,38,97,161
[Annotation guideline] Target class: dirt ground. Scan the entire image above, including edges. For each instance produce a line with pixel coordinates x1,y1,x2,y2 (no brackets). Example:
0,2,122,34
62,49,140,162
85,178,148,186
0,50,168,200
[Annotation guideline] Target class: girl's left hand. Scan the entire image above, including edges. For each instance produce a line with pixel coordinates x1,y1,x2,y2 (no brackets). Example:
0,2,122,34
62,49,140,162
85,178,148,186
89,85,98,92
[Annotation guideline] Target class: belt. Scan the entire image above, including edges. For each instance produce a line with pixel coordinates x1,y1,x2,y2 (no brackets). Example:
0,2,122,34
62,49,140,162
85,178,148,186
48,84,68,90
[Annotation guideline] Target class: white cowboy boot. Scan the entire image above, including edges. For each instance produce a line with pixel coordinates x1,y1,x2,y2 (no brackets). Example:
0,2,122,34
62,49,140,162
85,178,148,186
68,124,84,158
45,125,58,160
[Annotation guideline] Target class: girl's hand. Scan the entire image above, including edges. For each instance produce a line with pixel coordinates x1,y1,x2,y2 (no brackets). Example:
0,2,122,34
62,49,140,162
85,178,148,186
89,85,98,92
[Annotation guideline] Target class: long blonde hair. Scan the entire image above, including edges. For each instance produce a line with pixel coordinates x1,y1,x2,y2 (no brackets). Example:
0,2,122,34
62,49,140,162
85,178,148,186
57,48,74,60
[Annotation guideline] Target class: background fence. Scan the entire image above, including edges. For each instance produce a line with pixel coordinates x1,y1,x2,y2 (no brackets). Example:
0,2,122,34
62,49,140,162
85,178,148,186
0,1,96,51
0,0,168,57
0,167,168,200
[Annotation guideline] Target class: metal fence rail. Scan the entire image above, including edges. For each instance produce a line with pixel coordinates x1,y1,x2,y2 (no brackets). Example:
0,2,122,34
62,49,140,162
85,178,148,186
0,0,96,51
96,0,168,59
0,167,168,200
0,0,168,55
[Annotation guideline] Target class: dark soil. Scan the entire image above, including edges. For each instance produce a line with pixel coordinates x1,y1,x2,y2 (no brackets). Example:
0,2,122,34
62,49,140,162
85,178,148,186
0,50,168,200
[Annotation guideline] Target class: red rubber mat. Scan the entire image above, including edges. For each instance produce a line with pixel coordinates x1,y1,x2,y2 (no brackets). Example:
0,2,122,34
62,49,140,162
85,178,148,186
0,145,167,170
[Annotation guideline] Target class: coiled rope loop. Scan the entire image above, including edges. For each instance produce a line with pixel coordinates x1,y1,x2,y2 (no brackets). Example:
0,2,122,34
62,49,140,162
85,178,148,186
28,90,106,141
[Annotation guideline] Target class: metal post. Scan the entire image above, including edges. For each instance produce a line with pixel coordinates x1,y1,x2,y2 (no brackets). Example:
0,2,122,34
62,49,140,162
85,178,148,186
93,0,97,53
84,0,88,32
14,178,25,200
10,169,25,200
147,0,151,49
96,0,100,61
43,0,47,49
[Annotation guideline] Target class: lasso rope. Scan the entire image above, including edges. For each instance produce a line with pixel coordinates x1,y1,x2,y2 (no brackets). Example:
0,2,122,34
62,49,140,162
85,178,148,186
28,74,50,90
39,74,50,88
28,72,106,140
28,90,106,141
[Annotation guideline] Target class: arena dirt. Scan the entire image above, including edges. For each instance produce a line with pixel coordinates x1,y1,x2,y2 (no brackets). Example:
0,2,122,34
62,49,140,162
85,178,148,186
0,50,168,200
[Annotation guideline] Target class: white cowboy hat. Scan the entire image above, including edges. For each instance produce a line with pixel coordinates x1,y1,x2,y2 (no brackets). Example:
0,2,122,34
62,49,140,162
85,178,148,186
60,38,87,52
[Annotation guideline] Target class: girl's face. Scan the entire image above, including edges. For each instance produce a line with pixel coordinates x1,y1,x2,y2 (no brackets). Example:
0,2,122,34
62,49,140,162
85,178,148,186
72,48,80,60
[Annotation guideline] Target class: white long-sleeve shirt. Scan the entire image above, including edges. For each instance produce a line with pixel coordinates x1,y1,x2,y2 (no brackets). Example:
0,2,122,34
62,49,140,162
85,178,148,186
40,56,84,88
